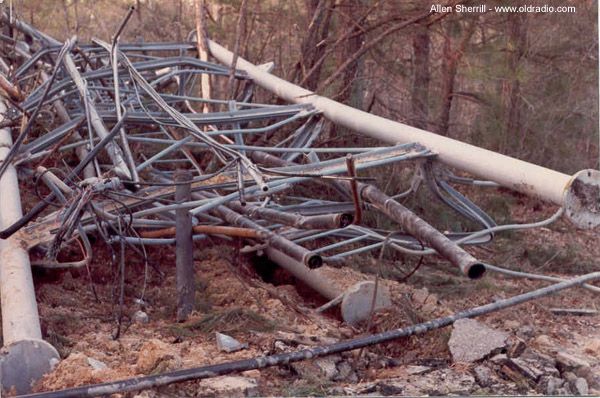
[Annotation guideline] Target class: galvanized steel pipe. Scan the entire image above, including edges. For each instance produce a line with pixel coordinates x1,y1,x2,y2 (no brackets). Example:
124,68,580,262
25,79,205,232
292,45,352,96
207,40,600,229
0,100,59,394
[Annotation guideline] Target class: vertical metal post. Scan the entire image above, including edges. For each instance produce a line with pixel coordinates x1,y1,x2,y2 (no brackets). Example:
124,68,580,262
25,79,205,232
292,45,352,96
0,100,59,394
175,170,195,321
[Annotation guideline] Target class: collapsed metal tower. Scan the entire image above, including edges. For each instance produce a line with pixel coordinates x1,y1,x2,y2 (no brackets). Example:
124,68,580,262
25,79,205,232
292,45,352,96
0,7,598,396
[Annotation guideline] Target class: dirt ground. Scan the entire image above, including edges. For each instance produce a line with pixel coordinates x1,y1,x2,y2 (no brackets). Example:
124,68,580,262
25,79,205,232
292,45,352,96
27,196,600,397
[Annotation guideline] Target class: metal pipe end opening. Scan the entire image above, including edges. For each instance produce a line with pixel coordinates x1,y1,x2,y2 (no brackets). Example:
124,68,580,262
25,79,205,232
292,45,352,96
338,213,354,228
306,254,323,269
467,262,486,279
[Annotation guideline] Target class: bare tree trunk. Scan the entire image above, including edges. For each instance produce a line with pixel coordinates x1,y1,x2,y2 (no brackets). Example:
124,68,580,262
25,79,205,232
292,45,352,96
317,11,432,93
227,0,249,99
291,0,334,91
330,0,366,140
411,23,430,130
177,0,184,42
437,19,475,136
62,0,71,37
194,0,212,113
337,0,366,107
504,14,527,154
73,0,80,35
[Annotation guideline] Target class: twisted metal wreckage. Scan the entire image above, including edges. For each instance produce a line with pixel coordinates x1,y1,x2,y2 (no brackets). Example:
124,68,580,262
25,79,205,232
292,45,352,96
0,7,598,397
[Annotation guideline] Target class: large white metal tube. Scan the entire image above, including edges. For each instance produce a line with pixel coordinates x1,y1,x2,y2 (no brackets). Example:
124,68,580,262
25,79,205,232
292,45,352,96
0,100,59,394
207,40,596,218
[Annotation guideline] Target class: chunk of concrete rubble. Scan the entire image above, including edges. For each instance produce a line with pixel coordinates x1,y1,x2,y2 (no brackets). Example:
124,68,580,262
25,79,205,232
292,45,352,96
540,375,564,395
532,334,555,349
292,355,341,381
556,352,591,372
583,338,600,356
370,368,478,396
507,357,544,382
136,339,182,374
197,376,258,397
507,338,527,358
132,310,149,324
215,332,248,353
340,281,392,325
448,319,508,363
473,365,495,387
334,361,358,382
405,365,431,375
573,377,589,396
86,356,107,371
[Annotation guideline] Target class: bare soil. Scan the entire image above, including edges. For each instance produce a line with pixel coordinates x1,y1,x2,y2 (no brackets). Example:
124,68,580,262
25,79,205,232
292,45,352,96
27,197,600,397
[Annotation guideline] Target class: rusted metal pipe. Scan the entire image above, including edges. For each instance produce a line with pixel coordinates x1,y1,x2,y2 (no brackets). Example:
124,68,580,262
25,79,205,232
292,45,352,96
207,39,600,229
140,225,262,239
190,192,323,269
228,201,353,230
246,146,485,278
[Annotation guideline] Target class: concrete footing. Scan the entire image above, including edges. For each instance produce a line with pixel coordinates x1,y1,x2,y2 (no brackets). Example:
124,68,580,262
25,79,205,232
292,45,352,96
0,339,59,394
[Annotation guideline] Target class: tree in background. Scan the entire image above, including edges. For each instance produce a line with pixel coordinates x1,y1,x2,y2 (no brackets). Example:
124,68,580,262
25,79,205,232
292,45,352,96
12,0,598,173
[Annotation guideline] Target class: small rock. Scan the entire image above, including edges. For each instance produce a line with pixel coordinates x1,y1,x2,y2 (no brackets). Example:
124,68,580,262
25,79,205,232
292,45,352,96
62,272,76,291
132,310,149,324
314,357,339,380
292,356,341,381
405,365,431,375
340,281,392,325
508,339,527,358
490,353,509,365
241,370,260,378
86,357,107,371
564,371,578,382
448,319,508,363
556,352,591,372
540,375,564,395
198,376,258,397
521,348,557,368
573,378,589,396
517,325,535,340
216,332,248,353
328,386,346,396
378,381,404,395
556,386,573,395
133,391,156,398
335,361,357,382
136,339,182,374
498,365,535,391
584,338,600,356
532,334,554,349
503,320,520,330
507,358,544,382
473,365,495,387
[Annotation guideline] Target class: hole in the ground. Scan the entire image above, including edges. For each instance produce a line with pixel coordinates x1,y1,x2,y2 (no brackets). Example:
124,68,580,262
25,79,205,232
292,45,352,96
249,254,336,312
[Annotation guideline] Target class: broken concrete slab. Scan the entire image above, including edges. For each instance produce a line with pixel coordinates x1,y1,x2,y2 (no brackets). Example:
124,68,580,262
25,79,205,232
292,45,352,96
197,376,258,397
448,319,508,363
215,332,248,353
340,281,392,326
556,352,591,373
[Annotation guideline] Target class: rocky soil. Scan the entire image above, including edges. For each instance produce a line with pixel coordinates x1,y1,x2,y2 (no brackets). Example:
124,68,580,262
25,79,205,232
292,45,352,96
23,199,600,397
